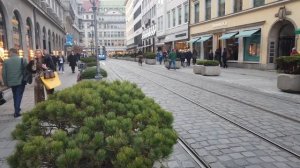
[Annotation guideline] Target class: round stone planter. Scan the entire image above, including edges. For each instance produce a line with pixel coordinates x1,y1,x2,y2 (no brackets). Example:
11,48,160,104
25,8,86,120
277,74,300,92
164,61,181,69
193,65,205,74
145,59,156,65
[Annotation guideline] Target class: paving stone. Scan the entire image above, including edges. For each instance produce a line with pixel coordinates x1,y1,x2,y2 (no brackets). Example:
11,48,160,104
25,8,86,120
217,155,232,162
260,156,275,162
229,153,244,159
167,161,180,168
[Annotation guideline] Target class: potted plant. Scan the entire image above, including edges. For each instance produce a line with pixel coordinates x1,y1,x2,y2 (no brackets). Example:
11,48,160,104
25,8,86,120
8,81,177,168
276,56,300,92
77,66,108,82
145,52,156,65
194,60,220,76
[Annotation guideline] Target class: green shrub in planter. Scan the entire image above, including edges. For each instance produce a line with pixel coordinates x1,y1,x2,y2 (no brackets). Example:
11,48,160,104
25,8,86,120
81,57,97,63
276,56,300,74
196,60,219,66
80,66,107,80
145,52,156,59
86,62,97,67
8,81,177,168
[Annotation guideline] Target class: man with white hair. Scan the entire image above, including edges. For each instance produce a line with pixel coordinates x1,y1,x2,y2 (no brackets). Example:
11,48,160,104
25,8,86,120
290,47,299,56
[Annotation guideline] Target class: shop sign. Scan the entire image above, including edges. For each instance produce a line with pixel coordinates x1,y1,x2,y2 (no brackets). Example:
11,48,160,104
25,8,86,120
212,21,227,28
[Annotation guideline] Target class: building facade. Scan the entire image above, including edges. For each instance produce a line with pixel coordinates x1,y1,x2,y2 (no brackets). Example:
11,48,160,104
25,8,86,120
157,0,189,52
81,0,126,56
190,0,300,69
125,0,142,52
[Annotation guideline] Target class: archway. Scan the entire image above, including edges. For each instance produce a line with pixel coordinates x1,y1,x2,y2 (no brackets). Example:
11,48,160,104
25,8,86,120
268,20,296,63
26,17,33,60
12,10,22,49
48,30,51,53
35,22,40,49
0,1,7,50
42,27,46,50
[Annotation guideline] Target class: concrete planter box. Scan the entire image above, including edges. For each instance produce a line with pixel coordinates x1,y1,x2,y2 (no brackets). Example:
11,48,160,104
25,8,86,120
193,65,205,74
193,65,220,76
145,59,156,65
164,61,181,69
277,74,300,92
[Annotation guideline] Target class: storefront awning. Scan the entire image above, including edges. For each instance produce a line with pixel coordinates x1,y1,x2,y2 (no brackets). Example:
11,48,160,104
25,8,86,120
235,29,260,38
198,35,212,42
295,29,300,35
187,37,201,43
220,32,238,40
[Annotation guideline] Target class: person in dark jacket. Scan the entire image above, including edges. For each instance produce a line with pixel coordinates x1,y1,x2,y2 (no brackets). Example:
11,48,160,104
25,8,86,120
68,51,77,73
178,51,185,66
51,52,58,71
186,50,192,66
222,48,228,68
192,49,197,65
215,48,222,67
43,50,55,71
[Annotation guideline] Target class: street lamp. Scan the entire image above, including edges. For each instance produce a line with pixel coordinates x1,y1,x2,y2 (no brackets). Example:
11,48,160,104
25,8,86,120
89,0,102,80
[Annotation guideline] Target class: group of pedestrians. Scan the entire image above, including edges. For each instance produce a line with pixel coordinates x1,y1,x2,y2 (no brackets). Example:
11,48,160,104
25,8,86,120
0,48,80,118
208,48,228,68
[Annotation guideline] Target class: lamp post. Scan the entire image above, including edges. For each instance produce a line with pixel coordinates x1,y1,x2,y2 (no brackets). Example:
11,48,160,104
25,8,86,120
90,0,102,80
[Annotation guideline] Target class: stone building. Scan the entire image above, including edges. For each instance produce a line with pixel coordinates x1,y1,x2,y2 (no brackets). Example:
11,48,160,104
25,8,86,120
189,0,300,69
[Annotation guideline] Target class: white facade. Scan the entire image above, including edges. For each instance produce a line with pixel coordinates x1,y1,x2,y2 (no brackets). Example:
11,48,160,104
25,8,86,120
158,0,189,51
125,0,143,51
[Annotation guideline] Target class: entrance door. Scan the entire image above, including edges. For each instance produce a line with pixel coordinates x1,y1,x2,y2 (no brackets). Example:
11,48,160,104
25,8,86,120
278,36,295,56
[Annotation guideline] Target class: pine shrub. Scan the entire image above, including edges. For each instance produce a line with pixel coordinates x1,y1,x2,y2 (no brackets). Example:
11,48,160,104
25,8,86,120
80,57,97,63
196,60,219,66
8,81,177,168
79,66,108,80
276,56,300,74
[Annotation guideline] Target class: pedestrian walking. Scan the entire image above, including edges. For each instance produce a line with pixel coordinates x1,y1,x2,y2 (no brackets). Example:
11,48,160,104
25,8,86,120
192,49,197,65
186,50,192,66
163,50,168,63
51,52,58,71
178,51,185,67
58,52,65,73
2,48,27,118
157,50,163,65
0,57,4,86
168,49,177,70
222,48,228,68
215,48,222,67
68,51,77,73
137,50,143,66
27,49,55,104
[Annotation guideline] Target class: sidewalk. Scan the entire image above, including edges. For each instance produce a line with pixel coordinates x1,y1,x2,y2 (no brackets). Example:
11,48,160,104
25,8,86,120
0,65,79,168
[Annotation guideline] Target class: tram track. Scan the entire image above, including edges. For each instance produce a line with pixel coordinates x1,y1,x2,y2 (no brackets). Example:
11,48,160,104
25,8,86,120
105,61,211,168
107,60,300,161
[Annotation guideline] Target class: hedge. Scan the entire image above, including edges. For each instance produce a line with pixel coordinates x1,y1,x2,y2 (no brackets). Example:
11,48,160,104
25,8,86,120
144,52,156,59
80,57,97,63
80,66,108,80
8,81,177,168
196,60,220,66
276,56,300,74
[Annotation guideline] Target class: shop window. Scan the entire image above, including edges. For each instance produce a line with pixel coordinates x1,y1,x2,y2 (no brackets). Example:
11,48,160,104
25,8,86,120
26,18,33,60
226,38,239,61
204,38,212,60
12,11,22,49
244,31,261,62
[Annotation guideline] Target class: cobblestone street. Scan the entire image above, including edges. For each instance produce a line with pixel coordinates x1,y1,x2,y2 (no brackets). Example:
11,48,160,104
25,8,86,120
101,59,300,168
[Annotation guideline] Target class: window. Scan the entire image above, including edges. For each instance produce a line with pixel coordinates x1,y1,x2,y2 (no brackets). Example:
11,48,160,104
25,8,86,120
234,0,243,12
0,7,7,50
184,3,188,23
86,15,89,19
218,0,225,17
26,18,33,57
254,0,265,7
205,0,211,20
167,12,171,28
178,6,182,25
194,3,199,23
172,9,176,27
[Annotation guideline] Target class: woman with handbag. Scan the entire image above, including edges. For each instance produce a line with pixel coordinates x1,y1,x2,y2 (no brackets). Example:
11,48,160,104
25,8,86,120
28,49,55,104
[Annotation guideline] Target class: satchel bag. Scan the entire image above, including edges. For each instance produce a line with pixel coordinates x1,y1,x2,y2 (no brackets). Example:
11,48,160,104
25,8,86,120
40,72,61,89
0,91,6,105
21,59,33,84
43,70,55,79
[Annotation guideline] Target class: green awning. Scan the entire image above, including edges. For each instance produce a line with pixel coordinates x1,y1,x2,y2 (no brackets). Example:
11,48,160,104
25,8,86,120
235,29,260,38
187,37,201,43
295,29,300,35
198,35,212,42
220,32,238,40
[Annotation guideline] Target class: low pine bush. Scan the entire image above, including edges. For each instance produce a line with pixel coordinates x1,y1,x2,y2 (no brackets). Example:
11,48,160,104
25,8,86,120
80,57,97,63
79,66,108,80
8,81,177,168
276,56,300,74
